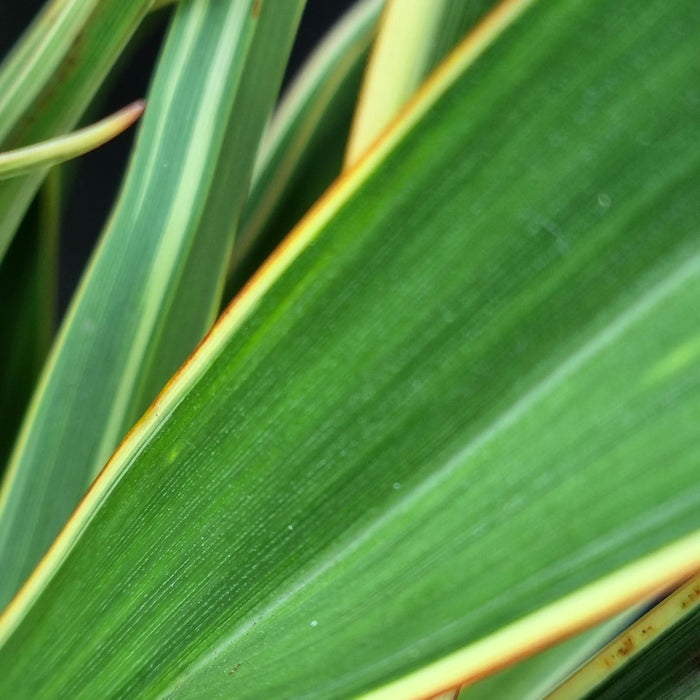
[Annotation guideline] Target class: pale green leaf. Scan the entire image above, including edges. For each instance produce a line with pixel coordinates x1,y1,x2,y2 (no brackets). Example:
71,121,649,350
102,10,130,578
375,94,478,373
0,0,155,262
0,101,144,180
344,0,498,166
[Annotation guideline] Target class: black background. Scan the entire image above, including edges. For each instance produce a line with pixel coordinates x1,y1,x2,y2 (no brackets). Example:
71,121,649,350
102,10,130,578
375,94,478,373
0,0,355,314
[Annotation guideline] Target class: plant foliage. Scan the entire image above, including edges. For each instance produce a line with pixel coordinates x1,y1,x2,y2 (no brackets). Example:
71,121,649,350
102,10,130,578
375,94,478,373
0,0,697,697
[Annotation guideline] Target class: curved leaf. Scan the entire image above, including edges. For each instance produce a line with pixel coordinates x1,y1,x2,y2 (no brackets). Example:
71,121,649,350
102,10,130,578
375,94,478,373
0,101,144,180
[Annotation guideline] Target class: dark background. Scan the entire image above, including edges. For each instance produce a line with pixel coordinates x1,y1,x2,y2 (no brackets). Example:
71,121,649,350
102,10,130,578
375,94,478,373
0,0,355,315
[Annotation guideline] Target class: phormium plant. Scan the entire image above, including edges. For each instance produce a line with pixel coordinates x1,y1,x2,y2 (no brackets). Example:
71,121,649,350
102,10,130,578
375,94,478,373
0,0,697,697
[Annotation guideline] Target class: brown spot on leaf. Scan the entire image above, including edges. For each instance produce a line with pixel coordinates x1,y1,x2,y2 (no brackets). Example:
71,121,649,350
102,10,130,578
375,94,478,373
252,0,262,18
616,636,634,656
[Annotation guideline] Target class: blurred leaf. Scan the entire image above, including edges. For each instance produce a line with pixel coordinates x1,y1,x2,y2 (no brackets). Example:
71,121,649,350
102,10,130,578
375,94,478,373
227,0,383,298
0,0,155,262
548,576,700,699
0,101,143,180
0,170,59,473
461,610,639,699
0,0,304,610
0,0,697,696
344,0,498,166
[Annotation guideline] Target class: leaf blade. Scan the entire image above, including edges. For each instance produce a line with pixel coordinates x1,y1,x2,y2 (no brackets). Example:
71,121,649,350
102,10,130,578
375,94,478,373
0,101,144,180
0,0,698,697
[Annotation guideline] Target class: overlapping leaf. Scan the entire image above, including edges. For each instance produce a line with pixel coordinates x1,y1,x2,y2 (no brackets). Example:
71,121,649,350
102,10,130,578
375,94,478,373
344,0,498,166
0,0,156,261
548,576,700,699
227,0,382,297
0,0,698,697
461,612,636,699
0,0,304,610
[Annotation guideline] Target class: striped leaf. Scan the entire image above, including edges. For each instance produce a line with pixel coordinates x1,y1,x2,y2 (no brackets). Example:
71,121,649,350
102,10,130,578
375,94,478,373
548,575,700,699
227,0,383,297
0,0,697,696
0,0,304,611
0,0,155,262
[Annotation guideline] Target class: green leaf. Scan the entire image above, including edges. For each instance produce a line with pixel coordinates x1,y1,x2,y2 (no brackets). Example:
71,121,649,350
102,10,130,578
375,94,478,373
0,0,155,263
0,0,304,610
0,101,144,180
227,0,383,297
1,0,698,696
548,576,700,699
0,170,59,474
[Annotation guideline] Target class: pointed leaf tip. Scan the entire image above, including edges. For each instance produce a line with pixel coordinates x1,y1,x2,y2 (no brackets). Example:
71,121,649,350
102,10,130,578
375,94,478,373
0,100,145,181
